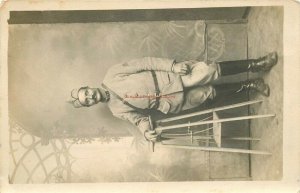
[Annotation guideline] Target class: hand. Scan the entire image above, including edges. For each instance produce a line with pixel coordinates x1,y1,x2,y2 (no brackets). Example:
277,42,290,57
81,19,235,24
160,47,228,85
172,60,198,75
144,130,159,142
172,62,189,75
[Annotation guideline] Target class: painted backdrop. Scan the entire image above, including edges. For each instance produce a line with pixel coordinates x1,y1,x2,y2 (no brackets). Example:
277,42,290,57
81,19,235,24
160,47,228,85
9,21,210,138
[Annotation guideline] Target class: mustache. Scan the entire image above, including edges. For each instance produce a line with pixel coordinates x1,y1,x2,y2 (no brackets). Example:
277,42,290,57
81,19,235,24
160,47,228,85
92,92,97,99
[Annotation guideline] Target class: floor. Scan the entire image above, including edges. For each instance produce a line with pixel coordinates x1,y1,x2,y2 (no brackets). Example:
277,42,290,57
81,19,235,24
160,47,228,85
247,6,283,180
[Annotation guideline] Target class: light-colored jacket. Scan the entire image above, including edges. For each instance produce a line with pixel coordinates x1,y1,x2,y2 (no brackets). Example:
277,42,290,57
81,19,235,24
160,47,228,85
102,57,185,133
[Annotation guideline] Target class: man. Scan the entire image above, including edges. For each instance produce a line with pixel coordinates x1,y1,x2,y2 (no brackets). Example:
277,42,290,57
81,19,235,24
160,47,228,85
70,52,278,142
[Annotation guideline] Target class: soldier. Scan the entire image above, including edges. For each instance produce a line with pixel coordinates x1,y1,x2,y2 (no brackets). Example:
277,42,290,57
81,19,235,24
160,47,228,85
70,52,278,142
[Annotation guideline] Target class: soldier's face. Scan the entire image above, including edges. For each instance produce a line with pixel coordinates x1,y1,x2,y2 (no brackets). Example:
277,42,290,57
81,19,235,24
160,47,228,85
78,87,101,107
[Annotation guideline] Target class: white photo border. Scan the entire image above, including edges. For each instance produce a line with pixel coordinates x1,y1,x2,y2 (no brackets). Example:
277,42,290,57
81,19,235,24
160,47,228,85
1,0,299,193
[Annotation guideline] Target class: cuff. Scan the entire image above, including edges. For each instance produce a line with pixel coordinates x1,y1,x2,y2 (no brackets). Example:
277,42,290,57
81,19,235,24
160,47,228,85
137,118,151,134
171,60,177,72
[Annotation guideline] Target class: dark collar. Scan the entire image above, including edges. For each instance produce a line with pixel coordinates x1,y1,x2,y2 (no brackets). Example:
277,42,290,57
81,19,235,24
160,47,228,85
103,90,110,102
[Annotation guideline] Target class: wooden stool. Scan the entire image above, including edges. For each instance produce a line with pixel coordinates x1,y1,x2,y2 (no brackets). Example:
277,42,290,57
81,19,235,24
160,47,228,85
149,99,275,155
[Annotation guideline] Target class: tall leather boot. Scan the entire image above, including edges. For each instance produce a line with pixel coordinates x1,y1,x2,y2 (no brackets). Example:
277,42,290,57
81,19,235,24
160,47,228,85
219,52,278,76
213,78,270,97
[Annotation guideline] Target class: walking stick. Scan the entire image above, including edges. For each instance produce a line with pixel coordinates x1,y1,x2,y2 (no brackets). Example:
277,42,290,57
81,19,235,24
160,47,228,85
148,115,155,152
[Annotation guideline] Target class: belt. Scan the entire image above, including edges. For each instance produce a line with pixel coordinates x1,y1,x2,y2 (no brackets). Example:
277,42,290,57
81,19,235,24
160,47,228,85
150,70,160,109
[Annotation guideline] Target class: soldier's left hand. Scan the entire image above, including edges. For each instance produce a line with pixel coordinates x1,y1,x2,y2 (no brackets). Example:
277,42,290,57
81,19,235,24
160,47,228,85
173,62,189,75
173,60,198,75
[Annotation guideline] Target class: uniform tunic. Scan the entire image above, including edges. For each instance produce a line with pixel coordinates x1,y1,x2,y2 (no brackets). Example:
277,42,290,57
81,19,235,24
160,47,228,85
102,57,219,134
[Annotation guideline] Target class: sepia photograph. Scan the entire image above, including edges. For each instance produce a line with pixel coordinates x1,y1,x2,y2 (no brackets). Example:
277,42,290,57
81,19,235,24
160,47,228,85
0,0,299,192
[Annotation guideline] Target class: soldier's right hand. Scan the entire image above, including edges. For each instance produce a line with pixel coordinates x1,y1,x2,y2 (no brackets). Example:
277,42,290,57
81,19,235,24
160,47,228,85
144,130,159,142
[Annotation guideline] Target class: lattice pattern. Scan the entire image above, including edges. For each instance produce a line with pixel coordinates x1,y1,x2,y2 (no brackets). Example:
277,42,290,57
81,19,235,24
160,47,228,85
9,120,75,183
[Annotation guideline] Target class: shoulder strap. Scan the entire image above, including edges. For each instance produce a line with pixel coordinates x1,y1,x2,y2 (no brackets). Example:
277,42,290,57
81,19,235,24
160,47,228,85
101,83,148,115
150,70,160,109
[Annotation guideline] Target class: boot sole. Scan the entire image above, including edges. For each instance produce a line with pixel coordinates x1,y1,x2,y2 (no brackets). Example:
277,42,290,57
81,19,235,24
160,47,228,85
252,78,270,97
265,51,278,71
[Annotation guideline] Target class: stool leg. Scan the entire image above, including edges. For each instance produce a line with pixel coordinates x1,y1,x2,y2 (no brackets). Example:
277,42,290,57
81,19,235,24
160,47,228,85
156,114,276,132
222,137,260,141
158,144,271,155
156,99,264,124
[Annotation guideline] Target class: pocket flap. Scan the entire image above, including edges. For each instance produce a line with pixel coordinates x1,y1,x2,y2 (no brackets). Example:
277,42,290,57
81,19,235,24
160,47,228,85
157,101,171,114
